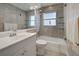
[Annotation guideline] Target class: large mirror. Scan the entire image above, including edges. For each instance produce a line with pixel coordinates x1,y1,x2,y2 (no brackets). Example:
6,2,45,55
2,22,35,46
0,3,37,32
0,3,43,32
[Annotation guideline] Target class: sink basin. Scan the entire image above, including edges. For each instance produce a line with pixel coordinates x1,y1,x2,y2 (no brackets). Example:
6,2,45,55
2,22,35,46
0,36,16,46
0,37,11,46
17,32,32,36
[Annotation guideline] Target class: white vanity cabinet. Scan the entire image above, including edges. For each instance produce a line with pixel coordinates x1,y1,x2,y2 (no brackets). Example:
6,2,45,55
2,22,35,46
0,35,36,56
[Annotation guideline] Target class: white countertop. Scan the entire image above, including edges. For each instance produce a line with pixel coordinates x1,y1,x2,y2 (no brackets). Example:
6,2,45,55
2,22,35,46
0,32,36,50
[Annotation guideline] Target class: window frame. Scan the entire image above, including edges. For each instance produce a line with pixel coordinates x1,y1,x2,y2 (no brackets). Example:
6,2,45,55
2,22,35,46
29,15,35,27
43,12,57,26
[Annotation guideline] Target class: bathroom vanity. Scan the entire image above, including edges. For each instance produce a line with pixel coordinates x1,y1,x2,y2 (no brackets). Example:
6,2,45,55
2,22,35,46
0,29,36,56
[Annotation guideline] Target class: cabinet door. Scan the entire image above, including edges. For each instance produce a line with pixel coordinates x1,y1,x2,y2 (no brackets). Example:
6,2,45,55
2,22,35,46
24,48,36,56
15,48,25,56
0,35,36,56
23,35,36,56
15,35,36,56
0,43,23,56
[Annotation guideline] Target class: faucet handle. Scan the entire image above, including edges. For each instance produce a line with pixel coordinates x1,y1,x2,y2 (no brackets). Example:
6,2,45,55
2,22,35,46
9,32,16,37
9,33,12,37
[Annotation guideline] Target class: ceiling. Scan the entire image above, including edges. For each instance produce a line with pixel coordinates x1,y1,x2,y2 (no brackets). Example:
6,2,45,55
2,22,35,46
11,3,54,11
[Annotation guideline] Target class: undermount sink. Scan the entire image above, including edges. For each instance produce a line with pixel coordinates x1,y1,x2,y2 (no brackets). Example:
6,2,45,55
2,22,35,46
16,32,32,37
0,37,12,46
17,33,27,36
26,28,36,33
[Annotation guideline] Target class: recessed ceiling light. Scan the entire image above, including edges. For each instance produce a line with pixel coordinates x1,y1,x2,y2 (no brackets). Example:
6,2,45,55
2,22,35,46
30,6,39,10
39,10,42,12
34,6,38,8
49,6,53,9
30,6,34,10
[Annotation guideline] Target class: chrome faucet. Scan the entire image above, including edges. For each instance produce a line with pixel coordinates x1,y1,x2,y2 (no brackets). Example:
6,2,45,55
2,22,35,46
9,30,16,37
9,32,16,37
9,26,17,37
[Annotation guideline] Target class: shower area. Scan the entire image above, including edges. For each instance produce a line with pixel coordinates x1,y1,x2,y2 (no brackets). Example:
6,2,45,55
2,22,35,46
38,4,65,39
26,3,67,56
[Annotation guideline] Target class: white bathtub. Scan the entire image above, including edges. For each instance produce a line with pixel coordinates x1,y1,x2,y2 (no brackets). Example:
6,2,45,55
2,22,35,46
37,36,68,56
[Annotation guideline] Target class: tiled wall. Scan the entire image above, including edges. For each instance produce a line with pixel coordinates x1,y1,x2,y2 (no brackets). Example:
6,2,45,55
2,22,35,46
0,3,27,32
39,4,64,38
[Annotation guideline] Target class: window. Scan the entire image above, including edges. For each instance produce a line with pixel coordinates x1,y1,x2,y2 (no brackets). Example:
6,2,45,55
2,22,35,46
29,15,35,26
43,12,56,26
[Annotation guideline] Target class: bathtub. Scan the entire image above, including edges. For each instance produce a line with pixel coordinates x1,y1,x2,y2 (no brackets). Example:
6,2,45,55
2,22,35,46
37,36,68,56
